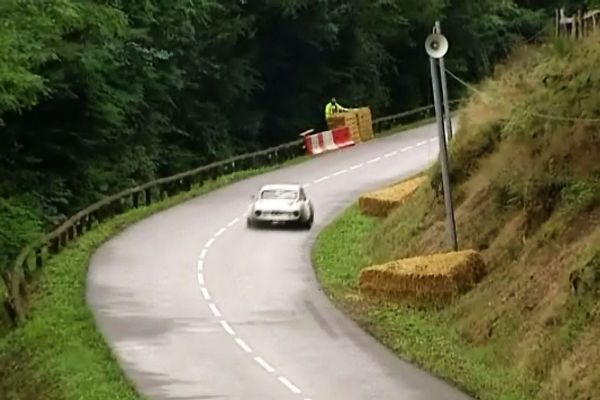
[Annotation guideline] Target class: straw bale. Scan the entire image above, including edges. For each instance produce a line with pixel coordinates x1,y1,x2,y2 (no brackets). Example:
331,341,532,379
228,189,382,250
359,250,487,306
358,175,426,217
327,107,373,143
356,107,374,141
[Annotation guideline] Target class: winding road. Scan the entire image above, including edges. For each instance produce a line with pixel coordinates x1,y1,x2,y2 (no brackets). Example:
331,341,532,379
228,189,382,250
87,123,470,400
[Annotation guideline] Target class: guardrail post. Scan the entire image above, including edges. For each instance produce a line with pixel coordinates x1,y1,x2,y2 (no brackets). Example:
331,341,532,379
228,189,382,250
9,268,27,324
36,248,44,269
86,214,94,231
68,225,75,242
76,220,84,236
132,192,140,208
145,188,152,206
60,231,67,248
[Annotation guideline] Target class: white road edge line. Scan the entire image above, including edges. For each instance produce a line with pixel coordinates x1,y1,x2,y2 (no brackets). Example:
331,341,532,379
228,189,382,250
332,169,348,177
254,356,276,373
215,227,227,237
199,249,208,259
220,320,236,335
416,140,427,146
350,163,363,170
205,238,215,248
278,376,302,394
208,303,222,317
197,273,205,285
200,287,211,300
400,145,413,152
366,157,381,164
235,338,253,353
314,176,330,183
384,151,397,158
197,260,204,270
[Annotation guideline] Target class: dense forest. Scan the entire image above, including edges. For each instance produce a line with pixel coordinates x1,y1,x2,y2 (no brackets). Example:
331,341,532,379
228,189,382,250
0,0,594,272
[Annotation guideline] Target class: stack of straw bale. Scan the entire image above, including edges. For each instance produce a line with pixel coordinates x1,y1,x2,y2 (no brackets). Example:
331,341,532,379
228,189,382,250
359,250,487,306
358,176,426,217
326,107,373,143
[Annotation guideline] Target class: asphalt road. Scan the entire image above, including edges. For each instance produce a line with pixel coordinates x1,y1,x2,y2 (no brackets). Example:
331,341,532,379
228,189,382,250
87,122,471,400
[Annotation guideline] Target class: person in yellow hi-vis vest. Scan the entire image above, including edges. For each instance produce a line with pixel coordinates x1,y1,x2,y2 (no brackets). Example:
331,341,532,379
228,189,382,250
324,97,349,119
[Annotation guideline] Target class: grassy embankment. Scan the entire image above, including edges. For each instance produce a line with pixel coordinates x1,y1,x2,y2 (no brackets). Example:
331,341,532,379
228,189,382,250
313,35,600,400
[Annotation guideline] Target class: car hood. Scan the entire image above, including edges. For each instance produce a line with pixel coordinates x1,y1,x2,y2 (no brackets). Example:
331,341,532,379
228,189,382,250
253,199,300,211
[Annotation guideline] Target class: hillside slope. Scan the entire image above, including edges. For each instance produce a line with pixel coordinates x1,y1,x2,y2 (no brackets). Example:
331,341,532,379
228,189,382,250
314,34,600,400
368,35,600,398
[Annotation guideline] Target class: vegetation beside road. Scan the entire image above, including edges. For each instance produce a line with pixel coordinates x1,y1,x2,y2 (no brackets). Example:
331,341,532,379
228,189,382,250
313,34,600,400
0,165,300,400
1,0,550,296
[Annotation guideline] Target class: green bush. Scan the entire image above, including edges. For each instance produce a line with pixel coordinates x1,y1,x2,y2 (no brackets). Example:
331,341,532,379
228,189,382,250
0,199,42,276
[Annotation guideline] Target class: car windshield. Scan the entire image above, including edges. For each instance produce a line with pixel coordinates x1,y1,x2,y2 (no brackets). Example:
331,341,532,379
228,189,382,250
260,189,298,200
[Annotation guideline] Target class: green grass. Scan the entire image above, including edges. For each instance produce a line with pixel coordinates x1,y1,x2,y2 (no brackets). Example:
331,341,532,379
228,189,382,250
312,204,534,400
0,161,305,400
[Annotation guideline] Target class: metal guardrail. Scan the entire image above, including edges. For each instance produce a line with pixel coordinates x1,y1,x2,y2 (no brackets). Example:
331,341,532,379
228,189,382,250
3,103,458,324
371,99,461,132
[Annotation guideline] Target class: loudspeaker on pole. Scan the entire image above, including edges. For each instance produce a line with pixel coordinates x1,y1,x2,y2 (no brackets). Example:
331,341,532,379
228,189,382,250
425,33,449,59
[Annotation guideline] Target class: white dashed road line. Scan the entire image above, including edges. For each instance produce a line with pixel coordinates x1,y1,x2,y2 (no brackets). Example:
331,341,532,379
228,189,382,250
220,320,236,335
235,338,253,353
227,218,240,227
278,376,302,394
255,356,276,373
208,303,222,317
194,135,438,399
200,287,211,300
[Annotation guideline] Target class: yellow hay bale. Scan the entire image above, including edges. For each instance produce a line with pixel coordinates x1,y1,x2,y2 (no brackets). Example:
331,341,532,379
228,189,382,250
327,107,374,143
359,250,487,306
356,107,374,141
358,175,426,217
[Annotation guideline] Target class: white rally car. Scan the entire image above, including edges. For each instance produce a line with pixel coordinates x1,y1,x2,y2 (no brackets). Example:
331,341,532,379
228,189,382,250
246,183,314,229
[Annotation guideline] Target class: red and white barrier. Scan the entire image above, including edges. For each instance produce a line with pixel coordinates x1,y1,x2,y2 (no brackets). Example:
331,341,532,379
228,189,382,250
301,126,355,156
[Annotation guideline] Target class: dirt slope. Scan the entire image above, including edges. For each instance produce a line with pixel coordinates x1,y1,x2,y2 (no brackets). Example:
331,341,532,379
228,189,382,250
364,35,600,399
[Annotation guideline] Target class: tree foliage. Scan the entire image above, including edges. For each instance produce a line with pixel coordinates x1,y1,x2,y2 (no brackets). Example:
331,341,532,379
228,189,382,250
0,0,554,251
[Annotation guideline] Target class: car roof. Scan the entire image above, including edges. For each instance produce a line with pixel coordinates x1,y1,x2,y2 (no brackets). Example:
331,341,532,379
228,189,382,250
259,183,302,191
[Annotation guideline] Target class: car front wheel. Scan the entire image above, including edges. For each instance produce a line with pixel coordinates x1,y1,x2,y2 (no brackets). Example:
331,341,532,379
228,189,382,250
301,214,313,230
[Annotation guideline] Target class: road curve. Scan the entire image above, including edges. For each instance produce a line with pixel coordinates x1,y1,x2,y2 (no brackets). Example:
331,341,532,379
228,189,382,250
87,123,471,400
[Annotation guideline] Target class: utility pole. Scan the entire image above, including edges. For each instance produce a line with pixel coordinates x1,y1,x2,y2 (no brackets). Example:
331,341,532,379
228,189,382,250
425,23,458,251
435,21,453,142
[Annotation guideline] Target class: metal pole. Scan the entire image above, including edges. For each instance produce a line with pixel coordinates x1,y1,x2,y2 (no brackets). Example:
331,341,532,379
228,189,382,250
435,21,453,142
429,56,458,251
